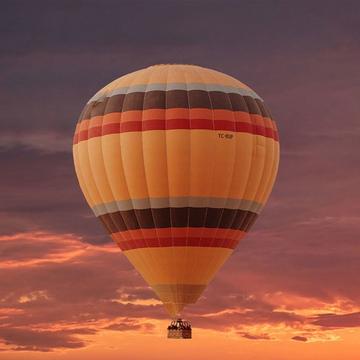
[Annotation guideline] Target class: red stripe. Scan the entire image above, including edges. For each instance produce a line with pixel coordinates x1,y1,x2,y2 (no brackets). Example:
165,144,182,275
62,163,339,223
191,118,213,129
88,126,102,138
121,122,142,132
168,118,190,129
112,227,245,241
73,118,279,144
112,236,240,251
78,130,89,142
143,119,165,130
103,123,120,135
214,120,236,131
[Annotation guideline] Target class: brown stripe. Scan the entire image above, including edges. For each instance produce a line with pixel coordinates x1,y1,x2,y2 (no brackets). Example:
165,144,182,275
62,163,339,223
97,207,258,234
78,91,272,122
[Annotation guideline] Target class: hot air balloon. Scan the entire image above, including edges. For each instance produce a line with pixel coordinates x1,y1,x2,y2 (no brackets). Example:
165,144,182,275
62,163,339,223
72,64,279,338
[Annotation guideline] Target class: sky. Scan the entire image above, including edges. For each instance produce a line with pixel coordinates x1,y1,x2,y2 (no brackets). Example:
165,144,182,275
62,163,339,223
1,0,360,359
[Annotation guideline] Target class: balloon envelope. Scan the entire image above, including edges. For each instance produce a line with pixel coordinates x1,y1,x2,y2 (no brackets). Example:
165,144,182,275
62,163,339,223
73,64,279,316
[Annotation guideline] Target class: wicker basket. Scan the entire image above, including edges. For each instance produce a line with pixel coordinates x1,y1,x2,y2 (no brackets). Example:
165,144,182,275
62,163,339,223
167,319,192,339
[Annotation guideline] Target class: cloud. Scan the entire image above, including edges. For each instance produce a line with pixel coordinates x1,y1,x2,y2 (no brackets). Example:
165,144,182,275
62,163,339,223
104,319,155,332
292,336,308,342
0,231,85,266
0,132,71,153
186,308,304,332
0,327,87,352
0,229,359,351
238,332,272,340
0,230,166,351
0,147,108,244
311,312,360,328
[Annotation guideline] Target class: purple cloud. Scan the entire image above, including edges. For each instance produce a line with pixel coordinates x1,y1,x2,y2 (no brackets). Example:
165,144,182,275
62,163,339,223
311,313,360,328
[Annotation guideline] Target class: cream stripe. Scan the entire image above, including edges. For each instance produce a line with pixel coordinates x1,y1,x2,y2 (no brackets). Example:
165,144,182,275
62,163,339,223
91,196,263,216
88,82,262,103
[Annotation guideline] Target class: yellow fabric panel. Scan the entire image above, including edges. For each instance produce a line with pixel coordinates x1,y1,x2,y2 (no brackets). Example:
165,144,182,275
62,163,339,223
140,63,167,84
87,137,116,204
166,130,191,197
260,142,280,205
253,136,276,204
75,140,103,206
101,133,130,201
124,247,232,285
125,246,233,316
152,284,206,316
72,144,94,207
208,130,237,199
120,132,149,199
142,131,170,198
242,135,267,201
75,131,278,206
153,285,205,305
179,63,204,85
226,132,254,200
78,131,278,204
188,131,216,197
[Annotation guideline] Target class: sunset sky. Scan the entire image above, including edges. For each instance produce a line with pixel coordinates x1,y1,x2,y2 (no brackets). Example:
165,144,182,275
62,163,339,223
1,1,360,359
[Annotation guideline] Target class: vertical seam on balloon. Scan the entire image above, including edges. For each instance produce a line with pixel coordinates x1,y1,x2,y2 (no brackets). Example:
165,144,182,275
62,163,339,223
221,95,245,246
201,70,232,283
137,67,164,288
183,66,207,289
73,101,96,209
193,66,217,283
216,85,238,249
253,102,271,208
261,140,279,211
100,89,127,245
74,101,98,210
229,97,255,252
179,64,192,312
238,99,261,233
119,72,153,279
259,105,280,210
164,65,178,316
258,138,275,212
106,84,137,250
252,105,276,214
140,67,160,248
99,88,127,242
74,99,113,236
135,70,162,286
72,143,96,216
96,96,121,238
85,97,119,237
244,103,268,233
